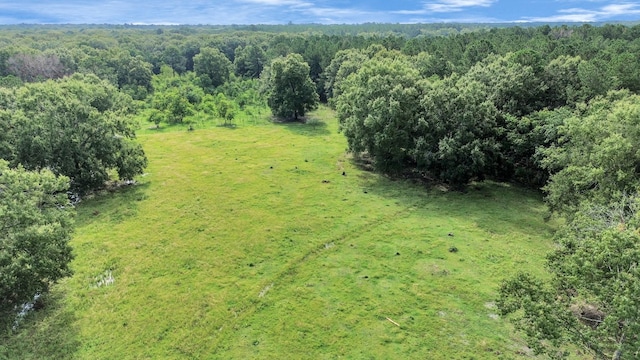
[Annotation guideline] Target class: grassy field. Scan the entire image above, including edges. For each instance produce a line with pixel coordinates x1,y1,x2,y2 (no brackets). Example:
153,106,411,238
1,107,558,359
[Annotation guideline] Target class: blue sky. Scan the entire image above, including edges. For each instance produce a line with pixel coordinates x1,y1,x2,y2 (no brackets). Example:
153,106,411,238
1,1,639,25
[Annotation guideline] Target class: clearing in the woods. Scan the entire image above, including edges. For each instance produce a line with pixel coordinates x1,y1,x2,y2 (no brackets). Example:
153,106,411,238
2,107,557,359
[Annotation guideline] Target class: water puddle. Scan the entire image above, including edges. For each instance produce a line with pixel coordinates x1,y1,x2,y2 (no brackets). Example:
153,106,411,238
93,270,115,288
12,293,41,330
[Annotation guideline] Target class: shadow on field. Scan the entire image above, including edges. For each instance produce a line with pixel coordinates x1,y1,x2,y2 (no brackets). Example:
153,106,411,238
141,124,197,134
356,169,552,236
75,182,150,226
217,123,239,130
0,290,80,360
276,119,331,136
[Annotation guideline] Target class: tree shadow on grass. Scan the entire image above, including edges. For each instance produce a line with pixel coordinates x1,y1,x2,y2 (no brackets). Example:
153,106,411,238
0,289,80,360
216,123,239,130
76,181,151,226
352,160,552,237
275,118,331,136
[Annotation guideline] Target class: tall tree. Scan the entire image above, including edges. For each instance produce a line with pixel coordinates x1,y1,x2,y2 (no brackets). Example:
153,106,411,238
323,48,368,106
415,75,501,186
578,59,618,100
115,55,154,100
502,108,567,187
161,45,187,74
610,52,640,93
7,73,147,194
539,91,640,216
233,44,267,79
543,55,583,108
263,53,318,120
498,195,640,359
193,47,232,92
336,54,423,174
462,52,545,117
0,161,74,325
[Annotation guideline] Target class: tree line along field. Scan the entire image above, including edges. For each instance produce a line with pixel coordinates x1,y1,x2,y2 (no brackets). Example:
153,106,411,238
1,108,558,359
2,23,640,358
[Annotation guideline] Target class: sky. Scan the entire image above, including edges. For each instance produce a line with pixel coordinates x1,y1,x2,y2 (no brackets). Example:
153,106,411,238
0,0,640,25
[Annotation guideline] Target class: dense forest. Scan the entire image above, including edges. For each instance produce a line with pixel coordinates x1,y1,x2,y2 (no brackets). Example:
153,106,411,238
2,23,640,358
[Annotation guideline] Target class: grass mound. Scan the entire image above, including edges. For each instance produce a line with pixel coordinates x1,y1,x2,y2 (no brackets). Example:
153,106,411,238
1,107,556,359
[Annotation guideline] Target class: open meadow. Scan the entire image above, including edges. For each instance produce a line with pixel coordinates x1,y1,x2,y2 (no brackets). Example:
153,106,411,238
1,107,558,359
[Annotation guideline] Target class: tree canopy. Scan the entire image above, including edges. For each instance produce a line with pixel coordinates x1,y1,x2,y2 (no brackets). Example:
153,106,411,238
234,44,267,79
336,53,423,174
498,196,640,359
0,161,74,324
263,53,318,120
336,50,502,186
2,73,147,194
497,91,640,358
539,91,640,216
193,47,233,92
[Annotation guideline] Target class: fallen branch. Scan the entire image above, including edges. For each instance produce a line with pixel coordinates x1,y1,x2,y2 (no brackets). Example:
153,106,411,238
386,317,400,327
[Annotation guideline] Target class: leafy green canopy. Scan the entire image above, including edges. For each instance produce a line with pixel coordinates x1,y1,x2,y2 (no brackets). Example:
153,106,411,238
234,44,267,79
498,196,640,359
323,48,368,106
540,91,640,217
335,49,504,186
336,52,423,174
263,53,318,120
0,161,74,324
1,73,147,194
194,47,233,92
332,43,636,189
498,91,640,359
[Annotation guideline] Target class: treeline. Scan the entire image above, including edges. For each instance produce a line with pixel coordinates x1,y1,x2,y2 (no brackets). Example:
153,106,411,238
1,23,638,100
1,21,639,213
0,74,147,194
1,22,639,223
326,25,640,190
331,45,639,193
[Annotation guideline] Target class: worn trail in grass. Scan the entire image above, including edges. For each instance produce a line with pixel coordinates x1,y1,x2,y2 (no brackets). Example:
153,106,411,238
1,107,557,359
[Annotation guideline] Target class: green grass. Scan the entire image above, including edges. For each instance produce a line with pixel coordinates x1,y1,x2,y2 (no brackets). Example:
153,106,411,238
1,106,559,359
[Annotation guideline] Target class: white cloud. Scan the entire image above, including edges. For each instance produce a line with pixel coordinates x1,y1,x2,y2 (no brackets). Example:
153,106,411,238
0,1,302,24
601,2,640,14
425,0,496,12
522,13,598,22
5,0,636,25
405,15,501,23
523,2,640,22
394,0,496,15
238,0,313,8
305,7,372,19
